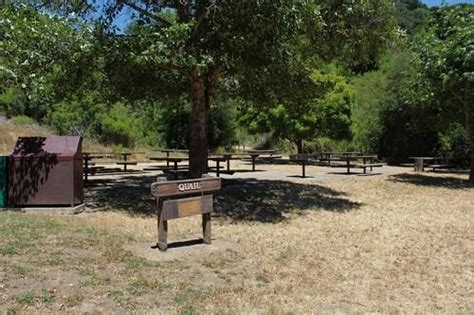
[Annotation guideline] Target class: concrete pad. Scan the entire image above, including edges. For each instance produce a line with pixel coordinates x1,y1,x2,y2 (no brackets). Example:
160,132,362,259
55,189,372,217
3,203,85,214
126,238,239,262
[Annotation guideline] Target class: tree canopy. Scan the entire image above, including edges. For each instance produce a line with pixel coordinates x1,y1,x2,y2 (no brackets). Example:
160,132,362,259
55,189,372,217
0,1,472,182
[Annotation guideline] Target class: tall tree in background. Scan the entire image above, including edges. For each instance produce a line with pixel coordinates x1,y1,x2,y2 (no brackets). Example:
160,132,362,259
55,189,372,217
101,0,395,177
241,68,353,153
3,1,396,178
103,0,316,177
0,6,94,120
413,5,474,182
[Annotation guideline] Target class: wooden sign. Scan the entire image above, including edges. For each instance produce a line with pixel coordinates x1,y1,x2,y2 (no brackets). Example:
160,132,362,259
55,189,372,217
161,195,213,220
151,176,221,251
151,177,221,198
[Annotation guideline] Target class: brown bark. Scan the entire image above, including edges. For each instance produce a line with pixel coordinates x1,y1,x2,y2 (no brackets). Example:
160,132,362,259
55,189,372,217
188,65,221,178
297,139,304,154
189,75,209,179
463,93,473,183
470,146,474,183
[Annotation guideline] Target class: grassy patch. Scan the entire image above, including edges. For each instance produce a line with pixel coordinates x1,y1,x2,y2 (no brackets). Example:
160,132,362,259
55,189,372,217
127,275,165,296
12,265,33,276
174,288,204,315
65,293,84,307
40,289,55,305
6,307,20,315
83,272,112,287
15,292,35,306
0,239,30,256
256,273,270,285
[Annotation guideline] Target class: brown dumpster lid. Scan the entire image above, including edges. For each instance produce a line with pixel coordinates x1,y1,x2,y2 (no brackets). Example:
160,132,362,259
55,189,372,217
11,136,81,159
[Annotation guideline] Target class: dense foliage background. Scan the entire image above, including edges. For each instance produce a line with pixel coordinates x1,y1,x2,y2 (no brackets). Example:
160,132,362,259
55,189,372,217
0,1,472,169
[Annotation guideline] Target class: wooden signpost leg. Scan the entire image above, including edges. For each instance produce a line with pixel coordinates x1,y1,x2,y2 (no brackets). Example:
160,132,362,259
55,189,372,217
202,213,211,244
302,160,306,178
157,194,168,251
158,214,168,251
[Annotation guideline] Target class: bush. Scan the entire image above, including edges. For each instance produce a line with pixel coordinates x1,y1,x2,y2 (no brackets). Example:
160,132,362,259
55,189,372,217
11,115,37,126
208,104,237,150
47,93,105,137
438,123,470,167
100,103,142,148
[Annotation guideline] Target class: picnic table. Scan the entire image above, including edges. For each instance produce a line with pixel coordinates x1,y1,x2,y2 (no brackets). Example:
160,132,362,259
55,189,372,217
149,157,188,173
83,152,114,181
246,150,276,155
289,154,313,178
320,152,362,165
116,152,138,172
409,157,435,172
331,155,381,174
208,156,228,177
156,149,189,167
222,153,233,171
245,150,280,171
149,156,230,178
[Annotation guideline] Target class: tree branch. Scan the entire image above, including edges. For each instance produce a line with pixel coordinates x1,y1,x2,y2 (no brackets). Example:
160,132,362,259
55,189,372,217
175,0,191,23
120,0,172,27
194,0,216,33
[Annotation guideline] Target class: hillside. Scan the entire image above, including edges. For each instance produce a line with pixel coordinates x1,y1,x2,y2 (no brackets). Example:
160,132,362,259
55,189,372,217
0,116,106,155
0,116,53,155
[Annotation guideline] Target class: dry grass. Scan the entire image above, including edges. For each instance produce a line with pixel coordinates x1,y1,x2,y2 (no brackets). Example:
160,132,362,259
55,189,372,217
0,118,113,155
0,162,472,313
0,120,52,155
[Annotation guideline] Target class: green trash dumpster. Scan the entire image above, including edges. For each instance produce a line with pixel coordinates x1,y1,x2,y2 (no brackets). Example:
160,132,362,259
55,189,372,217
0,156,7,208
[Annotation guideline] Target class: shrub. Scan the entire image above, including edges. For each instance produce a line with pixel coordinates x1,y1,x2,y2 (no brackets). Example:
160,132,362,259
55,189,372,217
100,103,141,148
11,115,37,126
438,123,470,167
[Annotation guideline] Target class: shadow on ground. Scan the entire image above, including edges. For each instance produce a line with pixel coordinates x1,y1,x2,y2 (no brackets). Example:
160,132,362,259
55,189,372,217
389,173,473,189
85,176,361,223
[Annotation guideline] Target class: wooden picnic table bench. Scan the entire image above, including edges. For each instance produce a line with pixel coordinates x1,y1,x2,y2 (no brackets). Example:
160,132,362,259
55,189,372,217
87,166,105,175
149,157,188,174
115,161,138,172
258,155,283,164
426,162,452,172
149,156,231,178
83,152,114,181
329,155,380,174
246,149,276,155
155,149,189,167
354,163,384,174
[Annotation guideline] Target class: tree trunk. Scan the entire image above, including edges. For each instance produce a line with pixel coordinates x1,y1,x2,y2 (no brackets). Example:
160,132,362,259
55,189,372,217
464,98,473,183
189,75,209,178
297,139,304,154
470,145,474,183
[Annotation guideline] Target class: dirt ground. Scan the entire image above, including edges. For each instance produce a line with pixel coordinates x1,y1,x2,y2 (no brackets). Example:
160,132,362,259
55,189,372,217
0,159,472,314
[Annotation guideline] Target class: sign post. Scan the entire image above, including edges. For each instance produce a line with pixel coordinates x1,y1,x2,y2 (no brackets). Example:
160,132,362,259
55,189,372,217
151,175,221,251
